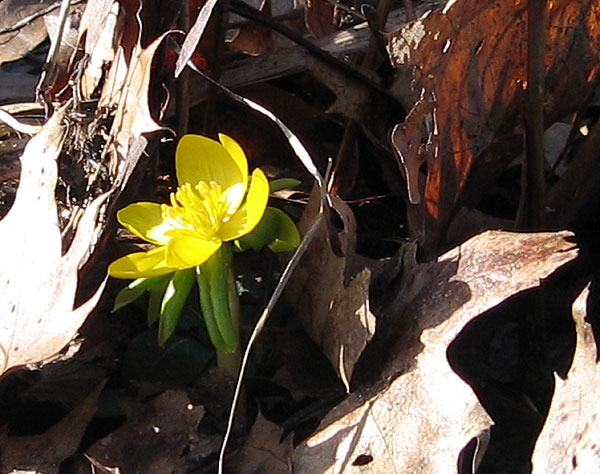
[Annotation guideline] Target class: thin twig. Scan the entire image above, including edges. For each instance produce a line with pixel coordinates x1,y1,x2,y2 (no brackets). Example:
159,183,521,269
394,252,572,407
524,0,546,229
522,0,548,427
175,1,190,136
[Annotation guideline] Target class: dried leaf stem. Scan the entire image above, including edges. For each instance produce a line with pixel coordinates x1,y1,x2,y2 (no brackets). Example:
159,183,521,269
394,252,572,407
175,1,190,136
524,0,547,229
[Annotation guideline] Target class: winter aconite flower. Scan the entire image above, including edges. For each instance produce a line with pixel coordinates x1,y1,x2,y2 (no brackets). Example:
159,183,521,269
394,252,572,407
108,134,270,279
109,134,300,365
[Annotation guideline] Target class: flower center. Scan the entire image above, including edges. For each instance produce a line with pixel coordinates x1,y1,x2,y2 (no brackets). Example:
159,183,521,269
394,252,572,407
162,182,233,238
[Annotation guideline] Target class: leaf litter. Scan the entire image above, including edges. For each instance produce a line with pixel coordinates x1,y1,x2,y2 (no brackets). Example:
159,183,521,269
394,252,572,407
0,0,599,472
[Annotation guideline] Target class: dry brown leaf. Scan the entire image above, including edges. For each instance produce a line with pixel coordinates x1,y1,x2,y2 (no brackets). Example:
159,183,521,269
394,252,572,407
532,285,600,473
101,30,168,152
305,0,336,38
293,230,578,473
229,412,293,474
0,106,107,375
86,390,204,474
0,0,170,375
0,0,53,66
230,0,274,56
0,383,104,473
77,0,121,99
286,190,376,389
387,0,600,254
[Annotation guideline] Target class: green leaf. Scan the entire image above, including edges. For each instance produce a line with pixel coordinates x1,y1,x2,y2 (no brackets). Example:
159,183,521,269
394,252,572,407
236,207,279,252
157,269,195,346
197,245,239,353
236,207,300,253
112,275,170,313
122,331,212,385
269,178,301,193
267,207,301,252
147,276,170,326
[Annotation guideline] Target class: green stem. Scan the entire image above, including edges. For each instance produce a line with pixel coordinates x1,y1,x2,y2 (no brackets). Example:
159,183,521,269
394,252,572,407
197,245,241,376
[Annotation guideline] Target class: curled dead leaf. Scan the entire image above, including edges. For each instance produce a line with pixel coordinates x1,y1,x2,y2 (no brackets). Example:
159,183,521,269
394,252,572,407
293,230,578,473
286,190,376,390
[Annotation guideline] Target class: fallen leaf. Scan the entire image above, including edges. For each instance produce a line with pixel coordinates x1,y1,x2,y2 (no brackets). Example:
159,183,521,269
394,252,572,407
293,230,577,473
230,0,274,56
0,383,104,473
286,190,376,389
387,0,600,255
0,0,170,375
229,412,293,474
305,0,336,38
77,0,121,99
101,29,169,150
86,390,204,474
0,105,107,375
0,0,53,66
531,284,600,473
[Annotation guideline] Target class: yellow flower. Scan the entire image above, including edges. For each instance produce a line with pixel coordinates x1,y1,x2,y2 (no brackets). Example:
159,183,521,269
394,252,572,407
108,134,269,279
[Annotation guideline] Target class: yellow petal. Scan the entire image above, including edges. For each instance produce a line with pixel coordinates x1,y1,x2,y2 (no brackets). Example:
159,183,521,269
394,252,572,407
166,236,222,269
117,202,173,245
219,168,269,241
218,134,248,182
176,135,246,192
108,247,174,279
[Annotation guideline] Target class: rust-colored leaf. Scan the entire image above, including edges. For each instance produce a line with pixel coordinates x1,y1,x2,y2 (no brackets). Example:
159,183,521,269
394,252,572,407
387,0,600,254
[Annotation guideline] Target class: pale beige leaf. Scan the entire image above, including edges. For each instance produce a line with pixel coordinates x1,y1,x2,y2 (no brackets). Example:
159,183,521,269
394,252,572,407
532,285,600,473
293,230,578,473
101,31,168,156
78,0,121,98
0,106,106,375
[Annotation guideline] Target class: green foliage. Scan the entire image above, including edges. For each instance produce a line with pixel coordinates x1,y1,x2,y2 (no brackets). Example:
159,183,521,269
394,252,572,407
122,331,212,385
236,207,300,253
158,269,196,346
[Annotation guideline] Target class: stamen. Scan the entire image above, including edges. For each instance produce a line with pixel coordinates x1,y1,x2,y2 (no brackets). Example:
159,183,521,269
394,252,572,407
158,180,235,239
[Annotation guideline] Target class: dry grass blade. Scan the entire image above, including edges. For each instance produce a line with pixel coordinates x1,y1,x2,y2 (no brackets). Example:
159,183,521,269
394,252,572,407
174,0,219,77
